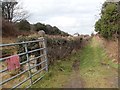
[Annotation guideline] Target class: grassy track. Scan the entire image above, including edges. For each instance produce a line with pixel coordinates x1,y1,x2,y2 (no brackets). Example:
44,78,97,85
31,37,118,88
79,37,118,88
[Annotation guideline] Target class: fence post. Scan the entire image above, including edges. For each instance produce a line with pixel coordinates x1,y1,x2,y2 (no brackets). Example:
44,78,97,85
38,37,44,70
38,37,48,72
43,38,48,72
24,43,32,86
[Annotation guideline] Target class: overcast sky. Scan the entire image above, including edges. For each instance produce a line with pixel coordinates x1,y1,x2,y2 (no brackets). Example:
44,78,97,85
21,0,106,35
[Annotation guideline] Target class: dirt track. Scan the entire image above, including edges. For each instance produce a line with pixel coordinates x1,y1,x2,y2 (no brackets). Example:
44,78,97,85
64,60,83,88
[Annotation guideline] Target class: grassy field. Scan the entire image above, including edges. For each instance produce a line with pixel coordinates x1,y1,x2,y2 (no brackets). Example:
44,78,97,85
31,37,118,88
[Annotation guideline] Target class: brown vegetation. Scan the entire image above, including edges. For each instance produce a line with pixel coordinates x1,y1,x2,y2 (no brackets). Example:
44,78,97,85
2,20,35,37
2,20,19,37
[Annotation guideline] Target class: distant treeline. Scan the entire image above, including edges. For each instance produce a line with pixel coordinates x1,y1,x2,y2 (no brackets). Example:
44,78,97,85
2,19,69,37
16,20,69,36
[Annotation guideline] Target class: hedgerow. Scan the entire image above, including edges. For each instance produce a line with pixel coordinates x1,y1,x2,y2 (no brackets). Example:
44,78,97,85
17,35,83,65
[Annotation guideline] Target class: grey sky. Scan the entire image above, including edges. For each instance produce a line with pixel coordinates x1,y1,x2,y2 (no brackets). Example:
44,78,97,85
21,0,106,35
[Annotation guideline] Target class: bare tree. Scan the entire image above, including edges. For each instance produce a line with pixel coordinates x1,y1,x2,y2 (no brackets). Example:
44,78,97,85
0,1,2,18
1,0,29,22
12,1,29,22
0,0,2,38
2,0,18,22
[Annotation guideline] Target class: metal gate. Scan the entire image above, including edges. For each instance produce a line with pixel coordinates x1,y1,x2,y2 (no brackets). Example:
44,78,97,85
0,37,48,89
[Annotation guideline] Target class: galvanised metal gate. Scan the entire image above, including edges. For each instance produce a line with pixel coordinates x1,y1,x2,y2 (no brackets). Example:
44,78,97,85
0,37,48,89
